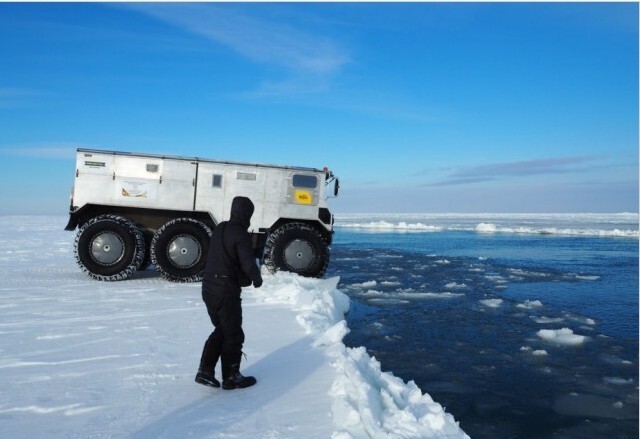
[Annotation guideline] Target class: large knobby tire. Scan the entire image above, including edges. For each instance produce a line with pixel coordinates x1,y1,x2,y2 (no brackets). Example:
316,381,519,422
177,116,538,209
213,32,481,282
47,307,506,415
74,215,146,281
151,218,212,282
264,223,329,278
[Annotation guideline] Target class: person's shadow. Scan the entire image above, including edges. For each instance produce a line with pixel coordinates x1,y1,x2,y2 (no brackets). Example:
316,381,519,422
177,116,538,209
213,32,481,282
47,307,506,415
131,336,327,438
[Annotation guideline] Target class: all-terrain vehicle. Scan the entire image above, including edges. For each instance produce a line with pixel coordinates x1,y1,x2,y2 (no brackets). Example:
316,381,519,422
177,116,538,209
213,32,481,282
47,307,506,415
65,149,339,282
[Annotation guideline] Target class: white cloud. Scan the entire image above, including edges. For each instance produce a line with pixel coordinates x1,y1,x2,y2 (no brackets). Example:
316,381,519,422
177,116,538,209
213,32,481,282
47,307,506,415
130,4,350,77
424,156,605,186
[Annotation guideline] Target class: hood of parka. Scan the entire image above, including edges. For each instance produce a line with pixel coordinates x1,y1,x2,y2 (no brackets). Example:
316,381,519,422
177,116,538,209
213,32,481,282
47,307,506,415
229,196,255,229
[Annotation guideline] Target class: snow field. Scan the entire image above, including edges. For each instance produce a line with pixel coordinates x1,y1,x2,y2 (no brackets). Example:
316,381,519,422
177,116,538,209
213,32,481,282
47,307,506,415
0,216,468,438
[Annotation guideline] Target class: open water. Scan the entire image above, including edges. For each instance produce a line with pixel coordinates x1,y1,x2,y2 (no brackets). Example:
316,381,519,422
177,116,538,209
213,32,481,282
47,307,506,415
326,213,638,439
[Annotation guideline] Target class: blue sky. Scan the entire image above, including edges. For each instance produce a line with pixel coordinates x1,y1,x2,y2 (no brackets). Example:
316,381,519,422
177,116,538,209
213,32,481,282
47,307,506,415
0,2,637,214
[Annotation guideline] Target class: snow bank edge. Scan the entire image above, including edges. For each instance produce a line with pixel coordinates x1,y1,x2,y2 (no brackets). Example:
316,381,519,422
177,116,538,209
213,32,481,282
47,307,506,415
252,272,469,439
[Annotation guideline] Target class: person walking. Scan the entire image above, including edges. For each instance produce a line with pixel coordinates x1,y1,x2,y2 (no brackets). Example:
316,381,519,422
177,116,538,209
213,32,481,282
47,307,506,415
196,196,263,390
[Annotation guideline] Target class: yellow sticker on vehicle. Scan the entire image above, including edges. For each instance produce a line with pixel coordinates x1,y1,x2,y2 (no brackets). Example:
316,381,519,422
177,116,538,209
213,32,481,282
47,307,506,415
295,190,313,204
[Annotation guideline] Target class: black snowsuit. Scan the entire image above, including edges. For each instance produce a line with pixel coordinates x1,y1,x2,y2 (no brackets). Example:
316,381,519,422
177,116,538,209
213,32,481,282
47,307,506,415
199,196,263,381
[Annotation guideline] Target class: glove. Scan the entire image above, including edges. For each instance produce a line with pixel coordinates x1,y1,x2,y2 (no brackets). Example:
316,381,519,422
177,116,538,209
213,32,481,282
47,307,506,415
253,276,263,288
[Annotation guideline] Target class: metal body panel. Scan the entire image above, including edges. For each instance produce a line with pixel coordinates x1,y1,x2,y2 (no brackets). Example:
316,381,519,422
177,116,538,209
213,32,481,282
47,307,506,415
72,149,333,233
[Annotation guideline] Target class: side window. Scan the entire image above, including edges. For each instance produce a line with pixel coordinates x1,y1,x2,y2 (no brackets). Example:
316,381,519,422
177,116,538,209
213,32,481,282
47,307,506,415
237,172,257,181
212,174,223,188
292,174,317,189
146,164,159,173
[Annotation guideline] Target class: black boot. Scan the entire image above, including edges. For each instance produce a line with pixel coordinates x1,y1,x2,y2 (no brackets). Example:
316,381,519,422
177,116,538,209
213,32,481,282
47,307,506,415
222,370,258,390
221,350,256,390
222,364,256,390
195,369,221,388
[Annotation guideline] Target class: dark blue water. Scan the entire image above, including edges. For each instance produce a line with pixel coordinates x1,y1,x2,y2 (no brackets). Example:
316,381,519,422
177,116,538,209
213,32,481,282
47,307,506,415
326,230,638,439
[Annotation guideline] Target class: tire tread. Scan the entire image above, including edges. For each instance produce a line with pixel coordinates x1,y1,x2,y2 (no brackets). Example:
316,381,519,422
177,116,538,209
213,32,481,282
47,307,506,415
264,222,329,278
151,218,212,283
74,214,145,281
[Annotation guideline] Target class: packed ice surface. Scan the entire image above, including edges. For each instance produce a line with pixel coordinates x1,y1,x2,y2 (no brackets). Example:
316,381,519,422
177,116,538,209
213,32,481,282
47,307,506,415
335,213,639,238
337,220,442,232
0,216,468,438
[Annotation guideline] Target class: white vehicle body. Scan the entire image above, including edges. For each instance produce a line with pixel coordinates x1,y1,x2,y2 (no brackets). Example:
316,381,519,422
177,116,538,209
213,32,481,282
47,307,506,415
66,149,338,282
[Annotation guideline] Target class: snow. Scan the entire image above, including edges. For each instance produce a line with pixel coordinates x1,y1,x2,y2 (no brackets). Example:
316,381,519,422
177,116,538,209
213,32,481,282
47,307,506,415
0,216,468,438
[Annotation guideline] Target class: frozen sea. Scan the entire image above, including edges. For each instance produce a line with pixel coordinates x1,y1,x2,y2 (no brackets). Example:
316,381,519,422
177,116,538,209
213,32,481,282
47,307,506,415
328,213,638,439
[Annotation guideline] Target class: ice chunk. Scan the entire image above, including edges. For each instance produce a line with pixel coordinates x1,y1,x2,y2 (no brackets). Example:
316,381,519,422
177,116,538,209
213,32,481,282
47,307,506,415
329,346,470,438
537,328,587,346
532,316,564,324
313,320,350,347
603,377,634,386
600,354,634,367
480,298,503,308
520,346,547,356
445,282,467,290
575,275,600,281
508,268,549,278
485,275,508,284
352,280,377,288
359,289,384,297
476,223,497,233
416,292,465,299
517,300,544,309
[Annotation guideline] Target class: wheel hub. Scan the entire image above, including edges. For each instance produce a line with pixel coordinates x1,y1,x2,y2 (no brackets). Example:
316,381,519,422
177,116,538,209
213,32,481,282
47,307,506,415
284,239,314,270
90,232,125,265
167,235,201,268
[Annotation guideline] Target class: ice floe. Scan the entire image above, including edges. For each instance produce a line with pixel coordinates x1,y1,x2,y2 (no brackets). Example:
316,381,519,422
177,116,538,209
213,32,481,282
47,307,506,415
537,328,588,346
